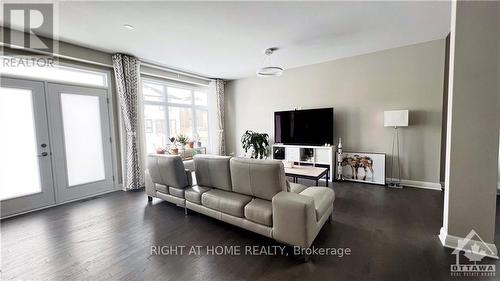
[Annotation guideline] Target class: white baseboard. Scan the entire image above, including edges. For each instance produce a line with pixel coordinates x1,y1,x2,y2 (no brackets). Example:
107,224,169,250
386,178,442,191
439,227,499,259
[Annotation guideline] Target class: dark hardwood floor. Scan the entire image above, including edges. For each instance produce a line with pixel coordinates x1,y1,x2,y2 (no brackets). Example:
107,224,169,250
2,181,499,281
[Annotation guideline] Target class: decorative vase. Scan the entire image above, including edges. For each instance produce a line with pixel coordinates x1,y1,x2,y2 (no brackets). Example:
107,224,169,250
171,148,179,155
197,141,202,148
337,138,344,181
188,141,194,149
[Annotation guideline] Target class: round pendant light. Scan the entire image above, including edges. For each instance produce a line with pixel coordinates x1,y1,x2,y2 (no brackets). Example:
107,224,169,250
257,66,284,77
257,48,284,77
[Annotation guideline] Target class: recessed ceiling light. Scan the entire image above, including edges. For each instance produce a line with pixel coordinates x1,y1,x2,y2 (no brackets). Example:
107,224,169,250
123,24,135,30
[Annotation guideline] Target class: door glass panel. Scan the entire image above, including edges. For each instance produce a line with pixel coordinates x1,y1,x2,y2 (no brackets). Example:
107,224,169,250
60,94,105,186
144,104,167,153
168,106,193,137
0,87,42,200
1,57,108,87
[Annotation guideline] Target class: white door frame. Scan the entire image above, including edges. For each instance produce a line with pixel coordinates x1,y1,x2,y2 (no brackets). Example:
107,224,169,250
1,69,120,218
47,83,115,203
0,77,56,217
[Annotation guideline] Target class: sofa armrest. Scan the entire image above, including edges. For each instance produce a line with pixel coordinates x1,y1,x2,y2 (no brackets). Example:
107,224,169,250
145,170,156,197
272,191,318,248
286,180,307,193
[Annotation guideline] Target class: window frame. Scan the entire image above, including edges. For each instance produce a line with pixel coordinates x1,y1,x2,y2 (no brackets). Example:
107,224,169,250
142,77,210,151
0,57,109,88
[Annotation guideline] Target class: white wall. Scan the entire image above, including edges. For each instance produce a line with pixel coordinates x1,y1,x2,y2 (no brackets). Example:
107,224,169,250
225,39,446,184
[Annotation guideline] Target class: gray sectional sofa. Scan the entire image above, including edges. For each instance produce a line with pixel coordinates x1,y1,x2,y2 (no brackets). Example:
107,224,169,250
145,154,335,248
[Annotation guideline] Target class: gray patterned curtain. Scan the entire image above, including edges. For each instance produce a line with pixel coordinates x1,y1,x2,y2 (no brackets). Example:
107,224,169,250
215,79,226,155
112,54,144,190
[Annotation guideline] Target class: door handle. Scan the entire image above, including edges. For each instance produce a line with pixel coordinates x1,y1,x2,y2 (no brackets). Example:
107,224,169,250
37,152,49,157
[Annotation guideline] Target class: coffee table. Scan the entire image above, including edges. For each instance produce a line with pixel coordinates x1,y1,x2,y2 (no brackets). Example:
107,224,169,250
284,166,330,187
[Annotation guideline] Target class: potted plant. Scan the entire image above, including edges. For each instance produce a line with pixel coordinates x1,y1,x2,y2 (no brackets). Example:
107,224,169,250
176,134,190,149
168,137,179,155
156,146,166,154
194,133,202,147
241,130,270,159
170,147,179,155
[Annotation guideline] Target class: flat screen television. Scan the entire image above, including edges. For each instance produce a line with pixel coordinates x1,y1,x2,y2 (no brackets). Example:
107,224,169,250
274,108,334,146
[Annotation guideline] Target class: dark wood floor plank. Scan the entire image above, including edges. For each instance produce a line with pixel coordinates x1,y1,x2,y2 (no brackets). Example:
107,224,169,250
2,182,499,281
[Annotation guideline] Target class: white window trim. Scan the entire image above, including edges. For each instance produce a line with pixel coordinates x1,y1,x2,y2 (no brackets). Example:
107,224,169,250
0,57,109,89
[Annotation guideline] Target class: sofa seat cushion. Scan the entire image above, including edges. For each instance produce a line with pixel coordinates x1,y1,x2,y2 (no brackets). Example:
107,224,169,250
185,185,211,204
169,186,185,198
288,182,307,194
299,187,335,220
244,198,273,226
201,189,252,218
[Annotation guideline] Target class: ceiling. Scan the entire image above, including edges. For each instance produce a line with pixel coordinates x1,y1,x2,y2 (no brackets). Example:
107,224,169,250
7,1,452,80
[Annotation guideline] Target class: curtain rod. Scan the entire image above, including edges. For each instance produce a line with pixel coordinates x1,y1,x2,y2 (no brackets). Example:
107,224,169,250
140,60,213,82
141,71,210,87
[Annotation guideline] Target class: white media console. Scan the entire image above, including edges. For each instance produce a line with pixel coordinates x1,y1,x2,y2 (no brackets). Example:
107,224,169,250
271,144,336,182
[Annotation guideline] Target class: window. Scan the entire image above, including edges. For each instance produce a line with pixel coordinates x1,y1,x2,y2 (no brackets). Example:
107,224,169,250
144,104,167,152
168,106,193,137
0,57,108,87
142,79,210,153
167,87,191,104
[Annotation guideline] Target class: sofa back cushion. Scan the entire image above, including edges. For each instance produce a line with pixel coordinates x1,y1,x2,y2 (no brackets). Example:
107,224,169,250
147,154,189,188
230,157,287,200
193,155,232,191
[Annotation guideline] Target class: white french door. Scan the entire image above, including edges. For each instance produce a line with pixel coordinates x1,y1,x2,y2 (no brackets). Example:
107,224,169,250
47,83,114,203
1,78,56,217
0,78,115,218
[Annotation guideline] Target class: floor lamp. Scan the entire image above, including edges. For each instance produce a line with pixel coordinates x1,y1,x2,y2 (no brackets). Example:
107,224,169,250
384,110,409,188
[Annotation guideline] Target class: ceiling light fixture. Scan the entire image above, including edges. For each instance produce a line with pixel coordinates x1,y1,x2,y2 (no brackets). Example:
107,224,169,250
257,47,283,77
123,24,135,30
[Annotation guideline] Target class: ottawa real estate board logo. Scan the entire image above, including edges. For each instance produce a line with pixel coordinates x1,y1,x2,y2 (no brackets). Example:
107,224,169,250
450,230,496,277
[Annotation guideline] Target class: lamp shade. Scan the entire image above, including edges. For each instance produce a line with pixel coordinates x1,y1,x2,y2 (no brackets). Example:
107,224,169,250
384,110,409,127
